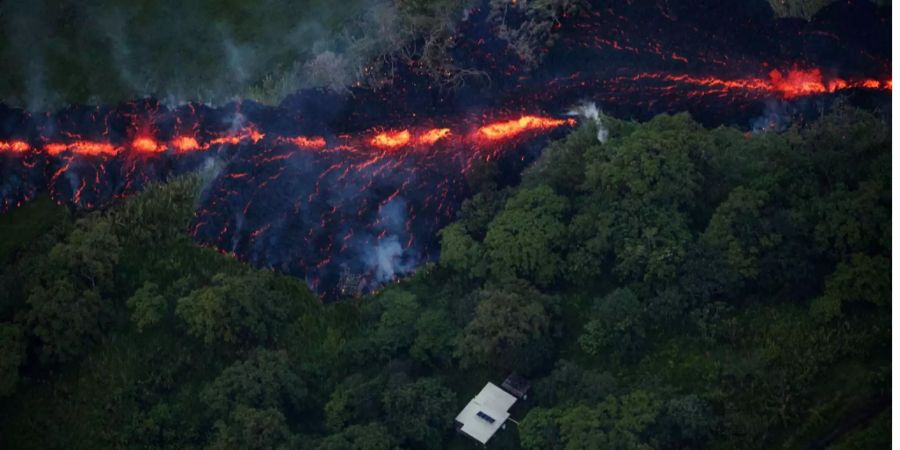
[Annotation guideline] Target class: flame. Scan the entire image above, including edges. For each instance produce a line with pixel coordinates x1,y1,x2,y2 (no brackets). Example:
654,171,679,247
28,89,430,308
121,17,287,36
171,136,200,152
3,115,575,161
860,79,880,89
768,69,829,98
767,69,889,98
371,130,411,149
477,116,574,140
249,129,265,143
0,140,30,152
418,128,452,145
132,137,162,153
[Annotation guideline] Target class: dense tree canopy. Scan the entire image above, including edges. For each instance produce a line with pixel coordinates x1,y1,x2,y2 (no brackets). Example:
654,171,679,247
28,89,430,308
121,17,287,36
0,106,890,449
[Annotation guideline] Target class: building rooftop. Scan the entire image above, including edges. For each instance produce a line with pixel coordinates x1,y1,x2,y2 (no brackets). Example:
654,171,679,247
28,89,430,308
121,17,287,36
455,382,518,445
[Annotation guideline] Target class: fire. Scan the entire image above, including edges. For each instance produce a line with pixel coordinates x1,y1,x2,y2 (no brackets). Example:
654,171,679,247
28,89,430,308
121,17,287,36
0,140,30,152
477,116,574,140
371,130,412,149
249,129,265,143
766,69,890,98
418,128,452,145
132,137,162,153
171,136,200,152
768,69,828,99
860,79,880,89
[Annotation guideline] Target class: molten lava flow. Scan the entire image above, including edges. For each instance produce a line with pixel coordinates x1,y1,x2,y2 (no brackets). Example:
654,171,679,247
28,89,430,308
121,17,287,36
172,136,201,152
45,140,118,156
764,69,889,98
209,126,265,146
768,69,829,99
625,68,891,100
418,128,451,145
371,130,412,149
477,116,576,141
0,140,30,153
1,114,573,163
132,137,162,153
286,136,327,148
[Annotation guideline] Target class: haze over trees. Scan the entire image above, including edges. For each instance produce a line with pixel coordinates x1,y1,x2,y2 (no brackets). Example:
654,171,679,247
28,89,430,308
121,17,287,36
2,0,872,109
0,104,889,448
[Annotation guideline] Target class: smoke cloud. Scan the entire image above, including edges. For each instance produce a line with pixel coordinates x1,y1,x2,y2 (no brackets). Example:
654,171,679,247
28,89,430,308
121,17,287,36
567,101,608,143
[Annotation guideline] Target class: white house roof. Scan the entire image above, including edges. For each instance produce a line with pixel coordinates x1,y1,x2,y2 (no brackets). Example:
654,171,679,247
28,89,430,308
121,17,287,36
455,382,518,445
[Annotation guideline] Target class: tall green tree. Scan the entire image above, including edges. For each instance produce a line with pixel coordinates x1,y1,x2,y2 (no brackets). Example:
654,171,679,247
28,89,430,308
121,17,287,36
484,185,569,287
202,349,306,416
457,285,555,371
0,323,24,396
579,288,645,357
176,272,299,346
381,377,455,449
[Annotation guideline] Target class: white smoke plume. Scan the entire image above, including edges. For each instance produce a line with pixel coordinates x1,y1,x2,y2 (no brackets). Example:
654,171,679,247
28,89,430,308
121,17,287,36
567,101,608,143
363,197,418,283
365,235,409,283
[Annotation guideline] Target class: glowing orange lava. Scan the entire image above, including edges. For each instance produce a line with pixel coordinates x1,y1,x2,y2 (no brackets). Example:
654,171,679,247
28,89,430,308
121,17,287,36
477,116,575,140
0,140,30,152
371,130,412,149
209,127,265,146
171,136,201,152
288,136,327,148
767,69,890,99
46,141,118,156
132,137,162,153
768,69,829,98
860,79,880,89
633,68,890,99
418,128,451,145
249,129,265,143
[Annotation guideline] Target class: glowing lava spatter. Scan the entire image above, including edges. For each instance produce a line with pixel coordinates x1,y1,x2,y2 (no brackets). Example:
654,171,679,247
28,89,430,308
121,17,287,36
0,114,574,160
132,137,162,153
0,140,29,153
45,140,118,157
766,68,888,99
284,136,327,149
620,68,890,100
417,128,452,145
477,116,578,141
172,136,201,152
371,130,412,149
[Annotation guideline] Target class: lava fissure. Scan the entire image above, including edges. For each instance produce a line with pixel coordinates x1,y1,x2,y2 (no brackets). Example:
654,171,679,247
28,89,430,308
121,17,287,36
0,0,890,296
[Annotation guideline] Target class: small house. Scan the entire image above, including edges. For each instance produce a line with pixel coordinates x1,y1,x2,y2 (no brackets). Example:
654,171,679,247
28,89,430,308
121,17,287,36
454,382,518,445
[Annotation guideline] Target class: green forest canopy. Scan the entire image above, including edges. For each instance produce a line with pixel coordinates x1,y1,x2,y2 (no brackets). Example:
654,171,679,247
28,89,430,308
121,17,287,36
0,106,890,449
